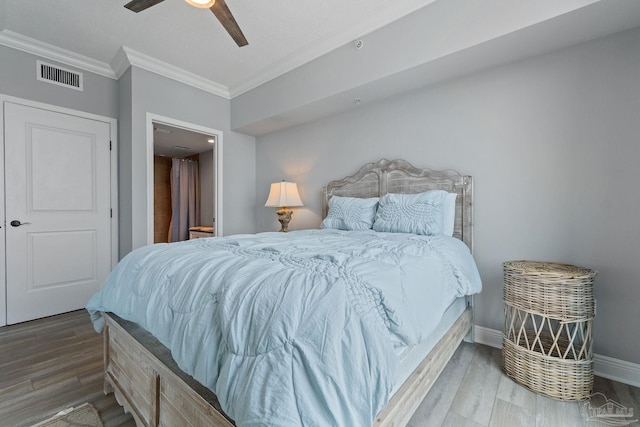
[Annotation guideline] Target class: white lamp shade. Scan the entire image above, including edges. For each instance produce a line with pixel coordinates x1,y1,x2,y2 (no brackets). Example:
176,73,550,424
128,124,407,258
265,181,303,208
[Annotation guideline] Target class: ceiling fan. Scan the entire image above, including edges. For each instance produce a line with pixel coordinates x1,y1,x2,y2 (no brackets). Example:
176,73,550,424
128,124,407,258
124,0,248,47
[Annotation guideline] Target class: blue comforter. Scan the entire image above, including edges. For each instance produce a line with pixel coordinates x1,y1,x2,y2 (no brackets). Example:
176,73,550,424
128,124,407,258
87,229,481,426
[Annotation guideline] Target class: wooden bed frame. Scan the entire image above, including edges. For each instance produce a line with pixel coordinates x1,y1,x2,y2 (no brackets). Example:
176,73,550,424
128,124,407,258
102,158,474,427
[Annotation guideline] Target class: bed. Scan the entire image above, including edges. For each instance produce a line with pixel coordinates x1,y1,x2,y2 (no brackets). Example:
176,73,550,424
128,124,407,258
87,158,480,427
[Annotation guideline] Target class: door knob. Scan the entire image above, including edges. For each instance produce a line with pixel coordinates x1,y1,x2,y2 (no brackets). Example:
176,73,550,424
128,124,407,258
10,220,31,227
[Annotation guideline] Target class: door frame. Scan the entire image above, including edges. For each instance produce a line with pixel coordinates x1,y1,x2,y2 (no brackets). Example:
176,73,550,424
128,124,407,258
0,94,119,327
145,113,223,244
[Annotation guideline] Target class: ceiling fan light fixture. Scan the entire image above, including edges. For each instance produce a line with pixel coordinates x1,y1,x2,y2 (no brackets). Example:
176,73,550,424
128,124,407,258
185,0,215,8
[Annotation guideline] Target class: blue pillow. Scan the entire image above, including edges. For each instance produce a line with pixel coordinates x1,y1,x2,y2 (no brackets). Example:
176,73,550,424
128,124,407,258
321,196,379,231
442,192,457,237
373,190,450,235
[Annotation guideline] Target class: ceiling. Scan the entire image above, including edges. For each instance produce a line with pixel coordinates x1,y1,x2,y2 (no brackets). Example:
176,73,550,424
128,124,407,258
0,0,437,96
2,0,640,128
153,123,215,158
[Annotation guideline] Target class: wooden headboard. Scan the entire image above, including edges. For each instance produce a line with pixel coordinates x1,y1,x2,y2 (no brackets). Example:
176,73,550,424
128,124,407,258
322,159,473,251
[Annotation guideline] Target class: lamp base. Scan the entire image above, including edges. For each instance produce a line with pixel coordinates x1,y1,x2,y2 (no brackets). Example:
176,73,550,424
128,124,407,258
276,208,293,232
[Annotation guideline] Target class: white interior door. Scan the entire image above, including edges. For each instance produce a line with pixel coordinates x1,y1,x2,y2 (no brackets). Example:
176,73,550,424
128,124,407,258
4,101,112,324
0,104,5,327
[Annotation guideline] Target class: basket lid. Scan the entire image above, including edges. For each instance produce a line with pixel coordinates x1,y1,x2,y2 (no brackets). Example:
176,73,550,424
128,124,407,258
503,260,597,279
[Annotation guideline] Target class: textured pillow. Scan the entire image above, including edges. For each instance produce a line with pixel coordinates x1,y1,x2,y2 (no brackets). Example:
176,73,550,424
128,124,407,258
373,190,450,235
321,196,379,231
442,192,458,237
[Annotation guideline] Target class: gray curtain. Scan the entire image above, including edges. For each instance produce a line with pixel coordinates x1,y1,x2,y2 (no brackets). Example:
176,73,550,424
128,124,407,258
168,158,200,242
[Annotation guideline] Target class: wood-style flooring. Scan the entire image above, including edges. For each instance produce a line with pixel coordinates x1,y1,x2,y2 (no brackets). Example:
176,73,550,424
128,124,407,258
407,342,639,427
0,310,134,427
0,310,638,426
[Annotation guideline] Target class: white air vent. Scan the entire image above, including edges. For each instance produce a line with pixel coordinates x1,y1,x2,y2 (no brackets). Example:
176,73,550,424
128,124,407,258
37,60,83,91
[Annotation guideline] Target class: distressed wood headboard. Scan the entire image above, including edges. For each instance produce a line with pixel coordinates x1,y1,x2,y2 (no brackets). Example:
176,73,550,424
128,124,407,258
322,159,473,251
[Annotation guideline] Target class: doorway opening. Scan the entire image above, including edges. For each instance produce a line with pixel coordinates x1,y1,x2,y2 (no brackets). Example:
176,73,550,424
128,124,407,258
146,113,223,245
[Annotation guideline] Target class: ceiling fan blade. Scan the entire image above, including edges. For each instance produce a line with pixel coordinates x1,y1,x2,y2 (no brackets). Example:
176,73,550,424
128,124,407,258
210,0,248,47
124,0,165,13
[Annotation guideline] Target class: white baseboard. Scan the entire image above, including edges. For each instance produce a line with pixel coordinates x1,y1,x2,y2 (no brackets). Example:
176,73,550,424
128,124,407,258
593,354,640,388
474,325,503,349
473,325,640,388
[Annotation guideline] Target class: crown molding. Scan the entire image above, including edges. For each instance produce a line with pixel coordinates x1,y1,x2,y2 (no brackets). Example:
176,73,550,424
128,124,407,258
0,29,116,79
115,46,230,99
228,0,437,97
110,46,131,79
0,30,230,98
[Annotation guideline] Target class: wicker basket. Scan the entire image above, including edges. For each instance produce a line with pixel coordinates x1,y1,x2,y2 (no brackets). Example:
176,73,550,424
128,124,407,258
502,260,597,401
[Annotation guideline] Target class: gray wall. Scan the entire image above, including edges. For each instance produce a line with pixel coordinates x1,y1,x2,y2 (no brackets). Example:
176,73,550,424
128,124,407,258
118,69,134,256
255,28,640,364
120,67,256,254
0,44,118,118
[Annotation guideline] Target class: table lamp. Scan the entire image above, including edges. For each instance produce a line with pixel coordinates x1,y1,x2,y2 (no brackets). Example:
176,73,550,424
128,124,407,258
265,181,303,232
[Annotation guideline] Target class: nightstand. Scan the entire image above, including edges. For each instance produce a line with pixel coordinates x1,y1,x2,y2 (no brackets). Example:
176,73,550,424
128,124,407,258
502,260,597,401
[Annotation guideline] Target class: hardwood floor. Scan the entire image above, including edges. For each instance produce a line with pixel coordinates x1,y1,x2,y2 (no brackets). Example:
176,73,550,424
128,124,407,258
0,310,134,427
408,343,640,427
0,310,638,426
